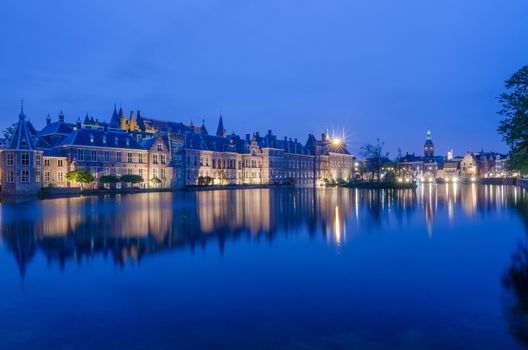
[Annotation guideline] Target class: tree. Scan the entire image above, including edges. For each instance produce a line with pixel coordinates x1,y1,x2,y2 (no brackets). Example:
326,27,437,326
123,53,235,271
2,122,17,141
498,65,528,174
360,139,389,182
100,175,119,184
120,175,144,184
66,169,94,189
149,177,162,184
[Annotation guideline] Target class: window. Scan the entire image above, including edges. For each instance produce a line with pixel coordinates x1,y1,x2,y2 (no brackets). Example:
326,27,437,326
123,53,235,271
21,170,30,182
36,155,42,166
57,171,64,182
161,168,166,179
104,151,110,162
161,154,167,164
153,168,158,178
128,153,133,163
138,153,143,163
91,150,97,161
114,137,119,146
77,149,84,161
57,159,64,167
157,144,163,151
7,171,14,183
116,168,122,176
153,154,158,164
21,139,27,147
104,167,110,175
126,138,130,146
44,171,50,182
127,168,133,175
6,153,14,166
116,152,122,162
139,168,143,177
102,136,107,144
90,134,94,143
21,153,30,166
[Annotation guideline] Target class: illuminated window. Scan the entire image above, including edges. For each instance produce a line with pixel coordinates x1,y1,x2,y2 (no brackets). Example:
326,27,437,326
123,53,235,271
90,134,94,143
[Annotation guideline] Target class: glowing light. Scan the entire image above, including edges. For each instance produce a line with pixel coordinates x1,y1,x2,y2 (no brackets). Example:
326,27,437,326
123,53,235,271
451,176,458,183
470,176,476,182
332,138,342,146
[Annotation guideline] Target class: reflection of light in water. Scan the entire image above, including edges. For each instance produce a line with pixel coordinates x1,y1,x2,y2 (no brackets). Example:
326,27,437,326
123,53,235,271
334,206,341,245
355,189,359,222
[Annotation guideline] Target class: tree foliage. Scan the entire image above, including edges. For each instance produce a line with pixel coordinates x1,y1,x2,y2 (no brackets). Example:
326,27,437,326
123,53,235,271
100,175,120,183
120,175,144,183
149,177,162,184
66,169,94,184
2,122,17,142
498,65,528,173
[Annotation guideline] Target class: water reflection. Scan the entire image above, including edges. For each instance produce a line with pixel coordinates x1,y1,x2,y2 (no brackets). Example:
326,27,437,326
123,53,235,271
0,184,525,276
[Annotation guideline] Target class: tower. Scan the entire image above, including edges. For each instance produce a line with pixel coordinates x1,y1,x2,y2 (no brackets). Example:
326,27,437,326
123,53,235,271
1,105,44,196
424,130,434,159
216,114,226,138
118,107,127,130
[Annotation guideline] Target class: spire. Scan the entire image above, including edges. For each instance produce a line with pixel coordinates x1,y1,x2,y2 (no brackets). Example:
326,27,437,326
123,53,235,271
201,119,208,135
46,114,51,125
19,99,25,119
58,110,65,123
109,104,120,127
216,114,226,138
426,130,431,140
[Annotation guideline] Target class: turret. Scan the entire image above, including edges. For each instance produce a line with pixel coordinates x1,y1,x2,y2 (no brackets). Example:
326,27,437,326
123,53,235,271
118,107,127,130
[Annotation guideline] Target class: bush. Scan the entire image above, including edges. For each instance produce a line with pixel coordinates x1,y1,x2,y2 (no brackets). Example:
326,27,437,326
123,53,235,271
100,175,120,183
149,177,162,184
120,175,144,183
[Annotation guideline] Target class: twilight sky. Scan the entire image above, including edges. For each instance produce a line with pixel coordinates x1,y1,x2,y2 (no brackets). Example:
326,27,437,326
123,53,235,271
1,0,527,157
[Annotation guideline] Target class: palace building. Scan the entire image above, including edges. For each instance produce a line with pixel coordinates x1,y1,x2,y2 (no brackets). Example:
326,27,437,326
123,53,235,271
0,105,357,195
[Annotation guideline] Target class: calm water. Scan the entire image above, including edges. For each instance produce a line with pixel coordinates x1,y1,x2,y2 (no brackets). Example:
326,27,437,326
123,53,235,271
1,185,528,349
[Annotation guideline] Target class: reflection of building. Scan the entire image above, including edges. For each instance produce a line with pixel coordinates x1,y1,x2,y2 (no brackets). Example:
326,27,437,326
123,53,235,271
0,106,356,195
0,185,521,276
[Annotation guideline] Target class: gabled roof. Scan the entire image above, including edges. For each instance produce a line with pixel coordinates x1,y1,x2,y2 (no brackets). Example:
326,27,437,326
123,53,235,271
58,128,144,150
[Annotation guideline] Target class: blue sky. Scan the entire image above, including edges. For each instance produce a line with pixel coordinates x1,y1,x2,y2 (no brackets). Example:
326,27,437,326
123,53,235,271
1,0,527,156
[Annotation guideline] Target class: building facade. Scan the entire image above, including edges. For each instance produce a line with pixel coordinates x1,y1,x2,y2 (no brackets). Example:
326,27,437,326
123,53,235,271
0,107,357,195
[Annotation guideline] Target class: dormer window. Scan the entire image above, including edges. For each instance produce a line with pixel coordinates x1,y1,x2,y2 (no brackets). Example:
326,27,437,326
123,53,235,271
21,139,27,147
114,137,119,146
126,138,130,146
157,144,163,151
102,136,107,144
90,134,94,143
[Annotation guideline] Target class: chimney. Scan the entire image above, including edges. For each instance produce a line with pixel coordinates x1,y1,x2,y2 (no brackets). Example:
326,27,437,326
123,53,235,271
46,114,51,125
59,111,65,123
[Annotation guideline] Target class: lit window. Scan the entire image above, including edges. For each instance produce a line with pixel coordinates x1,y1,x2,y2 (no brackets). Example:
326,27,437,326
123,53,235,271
90,134,94,143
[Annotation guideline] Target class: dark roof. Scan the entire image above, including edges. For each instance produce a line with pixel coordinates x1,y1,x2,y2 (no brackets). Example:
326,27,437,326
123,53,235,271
39,121,74,136
185,132,244,153
6,113,40,150
58,128,144,150
142,117,193,134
